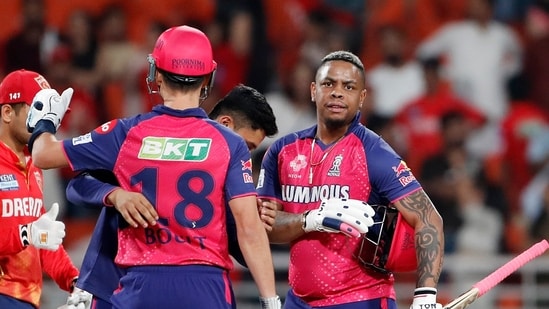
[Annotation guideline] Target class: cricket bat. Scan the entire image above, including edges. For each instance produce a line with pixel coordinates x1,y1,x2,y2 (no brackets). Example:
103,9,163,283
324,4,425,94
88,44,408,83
442,239,549,309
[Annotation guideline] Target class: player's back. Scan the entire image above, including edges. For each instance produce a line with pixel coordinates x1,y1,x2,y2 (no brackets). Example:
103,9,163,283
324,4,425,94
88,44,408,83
112,109,247,269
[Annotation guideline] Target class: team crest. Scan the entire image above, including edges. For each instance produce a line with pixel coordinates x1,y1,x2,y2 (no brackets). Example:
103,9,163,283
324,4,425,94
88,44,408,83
34,171,43,193
327,154,343,177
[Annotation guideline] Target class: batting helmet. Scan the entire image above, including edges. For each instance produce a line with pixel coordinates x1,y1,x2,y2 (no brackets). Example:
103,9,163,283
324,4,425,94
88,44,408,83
146,25,217,99
355,204,417,274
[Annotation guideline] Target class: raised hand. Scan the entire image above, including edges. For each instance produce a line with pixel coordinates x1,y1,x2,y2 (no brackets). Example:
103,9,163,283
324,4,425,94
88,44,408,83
27,87,73,133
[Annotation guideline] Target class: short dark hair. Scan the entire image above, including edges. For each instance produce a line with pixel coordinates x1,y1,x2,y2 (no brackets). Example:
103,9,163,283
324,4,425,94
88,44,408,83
158,69,205,92
319,50,365,83
209,84,278,137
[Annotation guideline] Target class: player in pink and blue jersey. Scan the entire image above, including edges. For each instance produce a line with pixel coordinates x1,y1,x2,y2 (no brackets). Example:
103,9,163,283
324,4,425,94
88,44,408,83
26,25,281,309
256,50,445,309
63,85,279,309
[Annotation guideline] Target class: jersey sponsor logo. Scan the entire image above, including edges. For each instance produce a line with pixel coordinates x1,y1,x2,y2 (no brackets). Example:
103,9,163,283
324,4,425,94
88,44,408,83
289,154,307,172
144,226,207,248
72,133,92,145
0,174,19,191
94,120,118,134
138,137,211,161
399,175,416,187
281,184,350,203
2,197,43,217
243,172,254,183
241,159,252,172
327,154,343,177
392,160,411,177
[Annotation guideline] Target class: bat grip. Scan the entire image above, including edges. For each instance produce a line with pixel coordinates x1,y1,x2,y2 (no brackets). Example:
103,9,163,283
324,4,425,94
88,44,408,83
473,239,549,296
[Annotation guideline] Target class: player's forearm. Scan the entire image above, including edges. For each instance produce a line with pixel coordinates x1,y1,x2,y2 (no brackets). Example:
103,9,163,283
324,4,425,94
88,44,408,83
31,133,68,169
238,224,277,297
268,210,306,244
395,190,444,288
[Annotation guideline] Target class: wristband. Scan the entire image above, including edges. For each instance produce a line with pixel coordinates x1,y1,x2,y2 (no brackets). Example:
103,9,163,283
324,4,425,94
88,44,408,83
259,295,281,309
28,119,56,153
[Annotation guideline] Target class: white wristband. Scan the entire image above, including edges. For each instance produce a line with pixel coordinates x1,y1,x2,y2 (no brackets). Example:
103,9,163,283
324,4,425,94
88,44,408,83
259,295,281,309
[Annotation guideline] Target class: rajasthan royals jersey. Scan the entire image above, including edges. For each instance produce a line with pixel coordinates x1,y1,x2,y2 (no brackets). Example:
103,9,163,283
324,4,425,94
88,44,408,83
257,115,422,307
63,106,256,270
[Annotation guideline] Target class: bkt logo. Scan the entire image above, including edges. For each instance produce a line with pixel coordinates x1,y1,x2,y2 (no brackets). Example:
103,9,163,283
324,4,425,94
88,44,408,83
138,137,211,161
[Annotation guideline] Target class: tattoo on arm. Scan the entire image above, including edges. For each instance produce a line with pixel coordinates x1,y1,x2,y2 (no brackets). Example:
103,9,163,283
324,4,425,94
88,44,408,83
398,190,443,287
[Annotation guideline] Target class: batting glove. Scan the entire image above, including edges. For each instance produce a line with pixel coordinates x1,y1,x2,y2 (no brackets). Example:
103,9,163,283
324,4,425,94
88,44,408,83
66,287,93,309
27,87,73,133
259,295,281,309
302,198,375,237
19,203,66,251
410,287,442,309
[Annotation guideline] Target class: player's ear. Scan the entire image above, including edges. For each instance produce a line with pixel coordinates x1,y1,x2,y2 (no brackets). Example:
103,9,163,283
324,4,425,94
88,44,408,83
218,115,234,129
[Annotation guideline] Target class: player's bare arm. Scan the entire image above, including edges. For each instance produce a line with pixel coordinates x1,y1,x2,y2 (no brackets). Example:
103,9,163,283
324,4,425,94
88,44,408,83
31,133,68,169
229,195,278,298
258,200,307,244
106,189,158,228
257,198,279,232
393,189,444,288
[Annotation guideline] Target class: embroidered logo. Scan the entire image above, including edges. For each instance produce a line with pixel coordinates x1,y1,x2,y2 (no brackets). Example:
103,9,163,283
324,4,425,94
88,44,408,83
327,154,343,177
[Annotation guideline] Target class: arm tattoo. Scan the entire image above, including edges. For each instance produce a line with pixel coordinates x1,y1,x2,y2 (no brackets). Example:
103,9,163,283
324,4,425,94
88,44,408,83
398,190,443,286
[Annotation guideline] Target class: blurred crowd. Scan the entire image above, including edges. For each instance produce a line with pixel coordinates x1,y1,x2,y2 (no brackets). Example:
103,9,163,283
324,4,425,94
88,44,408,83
1,0,549,257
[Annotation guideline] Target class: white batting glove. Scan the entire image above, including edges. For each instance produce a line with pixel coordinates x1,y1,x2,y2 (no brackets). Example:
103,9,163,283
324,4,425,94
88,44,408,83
259,295,281,309
19,203,66,251
66,287,93,309
410,287,442,309
302,198,375,238
27,87,73,132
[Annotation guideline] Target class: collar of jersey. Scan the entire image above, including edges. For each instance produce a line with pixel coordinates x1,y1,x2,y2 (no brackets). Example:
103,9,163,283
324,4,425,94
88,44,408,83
152,105,209,119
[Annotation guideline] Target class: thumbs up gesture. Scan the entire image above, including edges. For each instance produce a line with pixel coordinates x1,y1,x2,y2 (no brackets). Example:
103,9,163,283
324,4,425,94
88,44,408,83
22,203,66,250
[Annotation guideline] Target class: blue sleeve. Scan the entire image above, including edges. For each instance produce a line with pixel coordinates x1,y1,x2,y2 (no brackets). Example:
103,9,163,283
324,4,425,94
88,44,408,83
66,170,120,208
224,136,256,200
63,118,133,172
256,138,285,200
365,135,422,203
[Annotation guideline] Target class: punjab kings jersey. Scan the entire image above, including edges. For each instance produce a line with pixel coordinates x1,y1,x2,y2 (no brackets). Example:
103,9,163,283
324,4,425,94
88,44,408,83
62,106,256,269
257,115,422,307
0,143,78,308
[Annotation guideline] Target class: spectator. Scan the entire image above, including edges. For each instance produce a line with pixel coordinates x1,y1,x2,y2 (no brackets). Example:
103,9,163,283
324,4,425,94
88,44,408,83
366,25,425,118
417,0,522,159
394,57,485,173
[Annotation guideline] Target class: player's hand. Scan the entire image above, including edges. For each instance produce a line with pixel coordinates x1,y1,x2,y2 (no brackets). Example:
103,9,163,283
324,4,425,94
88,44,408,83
66,287,92,309
27,87,73,133
19,203,66,251
108,188,158,228
410,287,442,309
257,199,278,232
259,295,281,309
302,198,375,237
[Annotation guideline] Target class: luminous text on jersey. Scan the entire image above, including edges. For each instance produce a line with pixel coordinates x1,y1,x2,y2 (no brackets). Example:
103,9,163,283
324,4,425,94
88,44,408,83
281,184,350,203
138,137,211,161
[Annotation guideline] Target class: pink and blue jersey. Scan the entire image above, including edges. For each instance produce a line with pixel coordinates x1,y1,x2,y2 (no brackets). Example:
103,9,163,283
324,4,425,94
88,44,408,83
62,105,256,270
256,115,422,307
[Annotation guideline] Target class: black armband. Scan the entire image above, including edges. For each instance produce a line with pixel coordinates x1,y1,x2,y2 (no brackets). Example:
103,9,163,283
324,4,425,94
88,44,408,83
28,120,56,153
